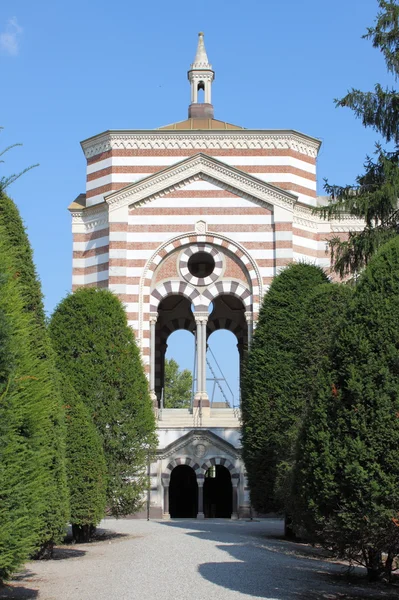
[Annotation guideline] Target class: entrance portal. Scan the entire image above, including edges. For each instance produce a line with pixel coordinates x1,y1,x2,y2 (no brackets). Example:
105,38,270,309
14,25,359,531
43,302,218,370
204,465,233,518
169,465,198,518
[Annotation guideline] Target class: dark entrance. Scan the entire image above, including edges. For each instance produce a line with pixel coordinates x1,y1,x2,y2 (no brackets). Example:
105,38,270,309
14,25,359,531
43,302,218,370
169,465,198,518
204,465,233,518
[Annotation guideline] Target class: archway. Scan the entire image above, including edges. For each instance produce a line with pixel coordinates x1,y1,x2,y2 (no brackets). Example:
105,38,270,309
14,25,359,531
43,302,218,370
169,465,198,518
203,465,233,518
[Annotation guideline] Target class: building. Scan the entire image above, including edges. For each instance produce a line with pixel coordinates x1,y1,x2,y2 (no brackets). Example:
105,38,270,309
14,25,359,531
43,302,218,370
69,33,362,519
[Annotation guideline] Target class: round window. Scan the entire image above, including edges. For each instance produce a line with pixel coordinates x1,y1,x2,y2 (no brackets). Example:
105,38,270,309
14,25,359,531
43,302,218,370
187,251,215,278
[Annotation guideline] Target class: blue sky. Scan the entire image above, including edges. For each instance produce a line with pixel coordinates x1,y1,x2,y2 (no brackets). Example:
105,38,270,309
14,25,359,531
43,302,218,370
0,0,392,403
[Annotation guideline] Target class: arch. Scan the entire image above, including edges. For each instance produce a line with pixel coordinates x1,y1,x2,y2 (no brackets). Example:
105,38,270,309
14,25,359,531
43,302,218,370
165,456,202,477
140,233,261,323
150,281,204,312
203,280,252,309
200,457,240,482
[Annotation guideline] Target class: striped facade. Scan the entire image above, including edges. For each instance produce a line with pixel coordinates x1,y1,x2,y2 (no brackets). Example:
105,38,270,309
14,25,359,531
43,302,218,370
71,131,362,366
70,126,363,519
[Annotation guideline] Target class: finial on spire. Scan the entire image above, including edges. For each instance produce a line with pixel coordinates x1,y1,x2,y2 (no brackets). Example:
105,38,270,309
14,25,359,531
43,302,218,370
187,32,215,119
191,32,212,70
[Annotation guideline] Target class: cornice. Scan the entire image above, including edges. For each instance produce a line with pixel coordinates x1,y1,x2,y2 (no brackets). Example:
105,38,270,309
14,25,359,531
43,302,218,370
293,204,365,232
105,153,296,213
70,204,109,231
81,129,321,159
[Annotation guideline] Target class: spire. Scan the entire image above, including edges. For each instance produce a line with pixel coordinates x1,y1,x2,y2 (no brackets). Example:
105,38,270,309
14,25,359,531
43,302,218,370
191,32,212,70
187,32,215,119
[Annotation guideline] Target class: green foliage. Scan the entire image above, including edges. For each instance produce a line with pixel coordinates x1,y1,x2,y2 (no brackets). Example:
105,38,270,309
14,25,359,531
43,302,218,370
0,237,63,580
241,263,328,513
0,129,39,191
294,237,399,580
317,1,399,276
62,376,107,542
49,288,157,517
290,284,353,534
164,358,193,408
0,191,69,560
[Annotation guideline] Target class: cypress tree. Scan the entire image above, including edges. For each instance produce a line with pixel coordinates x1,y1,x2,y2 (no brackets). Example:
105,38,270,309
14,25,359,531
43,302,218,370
0,191,69,557
0,239,51,580
62,376,107,542
241,263,328,515
290,284,353,537
295,238,399,580
49,288,157,517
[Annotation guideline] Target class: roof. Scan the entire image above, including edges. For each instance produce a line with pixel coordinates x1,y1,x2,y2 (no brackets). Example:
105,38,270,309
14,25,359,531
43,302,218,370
68,193,87,210
157,118,244,130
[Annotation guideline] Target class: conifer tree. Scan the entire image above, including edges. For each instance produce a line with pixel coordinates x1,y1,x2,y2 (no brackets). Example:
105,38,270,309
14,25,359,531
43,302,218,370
295,238,399,581
0,191,69,557
319,1,399,276
49,288,157,517
241,263,328,515
62,376,107,542
0,238,54,580
290,284,352,536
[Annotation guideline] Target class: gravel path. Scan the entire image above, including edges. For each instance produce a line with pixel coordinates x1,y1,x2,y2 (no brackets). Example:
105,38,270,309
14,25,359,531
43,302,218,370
2,519,397,600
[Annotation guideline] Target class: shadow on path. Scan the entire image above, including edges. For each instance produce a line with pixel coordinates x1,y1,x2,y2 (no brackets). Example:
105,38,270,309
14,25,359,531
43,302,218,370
160,519,398,600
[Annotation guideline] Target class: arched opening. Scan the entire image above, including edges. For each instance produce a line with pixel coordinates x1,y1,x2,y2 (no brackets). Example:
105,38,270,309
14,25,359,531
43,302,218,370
164,330,195,408
203,465,233,518
169,465,198,518
156,295,195,406
197,82,205,103
206,330,240,407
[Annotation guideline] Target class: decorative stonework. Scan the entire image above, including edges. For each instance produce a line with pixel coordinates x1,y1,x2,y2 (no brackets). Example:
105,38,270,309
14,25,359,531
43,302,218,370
195,220,207,234
139,232,262,338
179,243,223,286
105,153,296,213
81,131,321,159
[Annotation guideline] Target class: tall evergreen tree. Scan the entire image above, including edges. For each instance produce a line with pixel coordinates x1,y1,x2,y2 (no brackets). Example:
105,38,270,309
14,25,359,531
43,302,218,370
62,376,107,542
49,288,157,517
290,284,352,536
241,263,328,515
0,191,69,558
295,238,399,581
0,238,57,581
318,1,399,276
0,191,69,556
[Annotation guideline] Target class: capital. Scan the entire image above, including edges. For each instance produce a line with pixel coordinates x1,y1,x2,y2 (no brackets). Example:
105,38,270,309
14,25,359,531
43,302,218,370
244,311,253,324
194,311,209,324
149,312,158,325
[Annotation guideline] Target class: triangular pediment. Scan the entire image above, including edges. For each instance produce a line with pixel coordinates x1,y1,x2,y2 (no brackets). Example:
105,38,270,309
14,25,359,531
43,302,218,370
104,153,297,213
157,428,241,461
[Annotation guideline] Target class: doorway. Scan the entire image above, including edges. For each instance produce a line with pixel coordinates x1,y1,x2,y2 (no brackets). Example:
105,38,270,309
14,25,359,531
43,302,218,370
169,465,198,518
203,465,233,518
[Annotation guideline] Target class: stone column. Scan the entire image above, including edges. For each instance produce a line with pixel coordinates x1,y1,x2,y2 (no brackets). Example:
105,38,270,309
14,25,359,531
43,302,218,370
244,311,253,349
149,313,158,409
232,483,239,520
162,481,170,519
197,482,205,519
193,312,210,410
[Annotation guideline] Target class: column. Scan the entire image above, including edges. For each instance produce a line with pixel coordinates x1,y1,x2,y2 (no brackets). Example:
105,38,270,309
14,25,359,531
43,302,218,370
193,312,209,407
149,313,158,408
232,484,239,520
162,483,170,519
244,311,253,349
197,483,204,519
